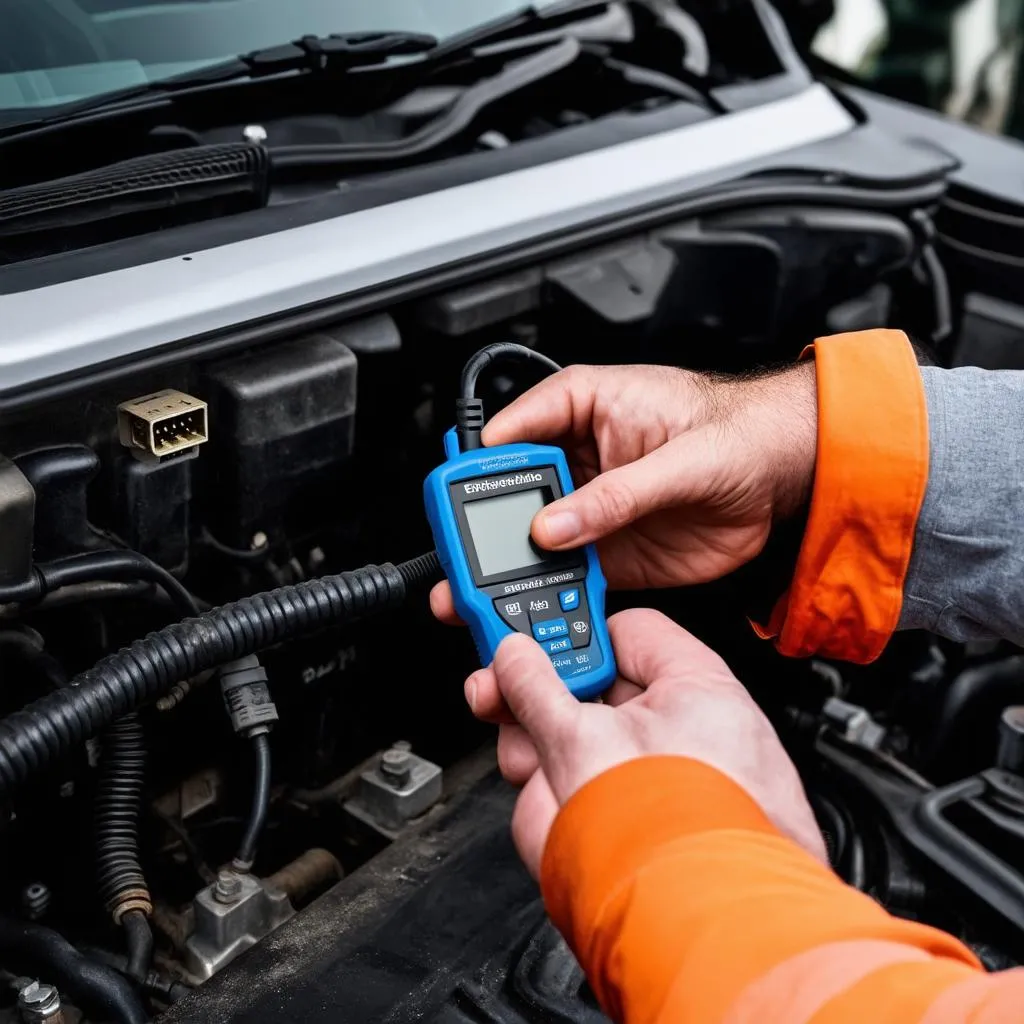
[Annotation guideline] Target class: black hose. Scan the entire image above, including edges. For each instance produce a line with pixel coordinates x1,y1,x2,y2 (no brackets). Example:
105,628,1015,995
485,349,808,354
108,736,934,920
0,555,441,799
0,915,148,1024
234,733,271,869
121,911,153,985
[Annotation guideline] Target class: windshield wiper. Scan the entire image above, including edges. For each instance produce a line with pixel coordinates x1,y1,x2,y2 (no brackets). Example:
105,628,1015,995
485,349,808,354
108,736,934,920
0,1,620,148
0,31,437,139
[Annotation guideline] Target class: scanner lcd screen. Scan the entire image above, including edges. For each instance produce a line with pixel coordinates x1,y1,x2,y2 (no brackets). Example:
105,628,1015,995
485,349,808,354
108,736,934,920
464,488,547,578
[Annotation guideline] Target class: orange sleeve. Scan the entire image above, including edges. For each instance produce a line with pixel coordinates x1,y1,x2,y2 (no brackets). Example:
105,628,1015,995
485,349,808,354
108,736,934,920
753,329,929,664
540,756,1005,1024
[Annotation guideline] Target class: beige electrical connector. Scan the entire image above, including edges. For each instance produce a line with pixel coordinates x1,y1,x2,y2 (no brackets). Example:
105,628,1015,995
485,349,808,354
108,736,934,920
117,389,209,463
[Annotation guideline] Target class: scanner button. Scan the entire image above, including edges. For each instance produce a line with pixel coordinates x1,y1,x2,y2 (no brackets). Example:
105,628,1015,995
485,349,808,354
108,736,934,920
495,598,531,634
569,617,591,649
545,637,572,654
550,653,574,674
559,588,580,611
533,618,568,641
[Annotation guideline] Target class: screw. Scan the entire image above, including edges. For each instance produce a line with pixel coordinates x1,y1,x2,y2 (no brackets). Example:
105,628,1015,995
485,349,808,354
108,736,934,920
18,980,62,1022
379,748,412,786
21,883,51,921
242,124,268,144
213,869,243,905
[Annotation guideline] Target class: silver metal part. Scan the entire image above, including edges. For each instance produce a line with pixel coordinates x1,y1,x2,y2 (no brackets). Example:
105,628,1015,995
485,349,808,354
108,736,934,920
344,745,443,837
21,883,51,921
823,697,887,752
17,981,63,1023
242,124,268,144
182,872,294,984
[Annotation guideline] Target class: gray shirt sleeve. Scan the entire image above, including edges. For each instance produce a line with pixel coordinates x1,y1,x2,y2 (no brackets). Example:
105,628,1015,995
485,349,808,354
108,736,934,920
898,365,1024,644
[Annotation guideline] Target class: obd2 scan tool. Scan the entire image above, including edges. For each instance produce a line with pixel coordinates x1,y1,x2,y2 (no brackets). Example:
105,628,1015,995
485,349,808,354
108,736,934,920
424,344,616,700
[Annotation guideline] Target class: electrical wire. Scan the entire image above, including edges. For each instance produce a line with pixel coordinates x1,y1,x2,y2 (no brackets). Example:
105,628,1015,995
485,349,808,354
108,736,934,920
456,342,562,450
234,733,272,871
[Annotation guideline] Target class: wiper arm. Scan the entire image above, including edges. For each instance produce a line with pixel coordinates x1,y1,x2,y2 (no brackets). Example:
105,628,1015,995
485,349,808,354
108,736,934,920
0,2,616,145
0,31,437,139
431,0,618,60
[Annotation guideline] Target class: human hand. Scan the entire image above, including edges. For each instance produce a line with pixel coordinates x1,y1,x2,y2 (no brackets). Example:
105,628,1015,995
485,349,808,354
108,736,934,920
431,361,816,622
465,608,826,877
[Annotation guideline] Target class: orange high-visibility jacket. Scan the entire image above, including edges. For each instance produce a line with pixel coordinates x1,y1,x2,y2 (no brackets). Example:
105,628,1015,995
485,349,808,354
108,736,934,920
539,331,1024,1022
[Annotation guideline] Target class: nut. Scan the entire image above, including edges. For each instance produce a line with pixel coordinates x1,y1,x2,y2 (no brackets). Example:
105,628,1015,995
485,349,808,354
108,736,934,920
213,869,243,905
379,748,412,786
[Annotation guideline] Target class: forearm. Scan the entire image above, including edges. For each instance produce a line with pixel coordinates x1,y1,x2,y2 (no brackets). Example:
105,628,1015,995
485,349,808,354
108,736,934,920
757,331,1024,659
899,365,1024,644
541,758,1024,1024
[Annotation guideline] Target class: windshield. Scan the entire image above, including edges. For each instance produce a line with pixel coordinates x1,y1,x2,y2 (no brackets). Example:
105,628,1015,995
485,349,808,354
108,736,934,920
0,0,563,112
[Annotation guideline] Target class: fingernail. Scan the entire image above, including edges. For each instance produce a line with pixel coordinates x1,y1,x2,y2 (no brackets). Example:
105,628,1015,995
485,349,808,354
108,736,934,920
465,678,478,713
539,509,581,546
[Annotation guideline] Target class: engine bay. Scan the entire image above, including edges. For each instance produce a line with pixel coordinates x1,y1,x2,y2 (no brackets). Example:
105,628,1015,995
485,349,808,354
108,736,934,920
1,176,1024,1020
6,3,1024,1021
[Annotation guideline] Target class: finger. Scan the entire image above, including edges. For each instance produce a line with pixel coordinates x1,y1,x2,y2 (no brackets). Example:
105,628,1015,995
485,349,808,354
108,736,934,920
497,724,539,785
607,608,732,687
492,634,580,757
603,677,644,707
510,770,559,880
530,435,713,551
429,582,463,626
481,366,596,448
464,668,517,724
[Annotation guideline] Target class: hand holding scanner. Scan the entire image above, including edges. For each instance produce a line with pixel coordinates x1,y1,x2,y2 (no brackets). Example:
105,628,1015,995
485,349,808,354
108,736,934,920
423,344,616,700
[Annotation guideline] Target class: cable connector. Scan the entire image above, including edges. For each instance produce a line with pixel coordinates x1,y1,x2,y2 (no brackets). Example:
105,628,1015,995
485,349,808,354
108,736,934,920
220,656,279,737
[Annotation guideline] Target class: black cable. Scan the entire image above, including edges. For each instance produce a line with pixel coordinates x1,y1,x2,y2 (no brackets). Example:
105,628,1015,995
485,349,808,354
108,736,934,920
0,916,147,1024
457,343,562,451
0,554,441,800
234,733,271,870
36,550,199,617
0,550,200,615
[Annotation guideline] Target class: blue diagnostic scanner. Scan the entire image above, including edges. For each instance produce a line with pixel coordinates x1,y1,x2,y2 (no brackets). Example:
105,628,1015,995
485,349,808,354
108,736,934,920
424,427,616,700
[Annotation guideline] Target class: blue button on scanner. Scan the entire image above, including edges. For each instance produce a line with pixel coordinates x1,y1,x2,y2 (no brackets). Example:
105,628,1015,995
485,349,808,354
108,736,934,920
545,637,572,654
559,588,580,611
533,618,569,641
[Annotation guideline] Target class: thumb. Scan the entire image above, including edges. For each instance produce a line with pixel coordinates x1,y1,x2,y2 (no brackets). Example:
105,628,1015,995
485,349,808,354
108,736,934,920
532,440,703,550
493,634,579,758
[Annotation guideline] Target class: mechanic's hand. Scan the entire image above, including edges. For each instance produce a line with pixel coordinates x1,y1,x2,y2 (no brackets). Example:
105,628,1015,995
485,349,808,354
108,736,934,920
431,362,816,622
465,608,827,877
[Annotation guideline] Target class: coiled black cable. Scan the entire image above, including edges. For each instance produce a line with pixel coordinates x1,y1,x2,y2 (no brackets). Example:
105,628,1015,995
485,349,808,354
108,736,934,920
234,732,271,870
95,714,151,979
92,554,199,983
0,554,441,800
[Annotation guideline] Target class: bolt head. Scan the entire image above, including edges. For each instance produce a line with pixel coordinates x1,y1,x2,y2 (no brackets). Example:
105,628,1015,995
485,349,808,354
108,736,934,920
213,869,244,904
379,748,412,785
18,981,60,1015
